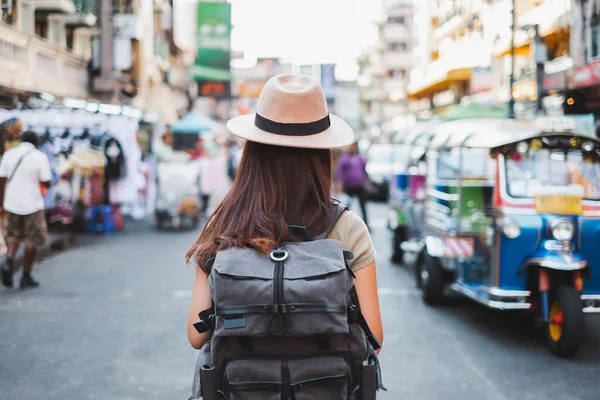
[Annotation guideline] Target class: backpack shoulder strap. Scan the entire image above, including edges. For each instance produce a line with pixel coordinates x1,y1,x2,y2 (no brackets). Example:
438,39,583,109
314,198,348,240
9,150,34,182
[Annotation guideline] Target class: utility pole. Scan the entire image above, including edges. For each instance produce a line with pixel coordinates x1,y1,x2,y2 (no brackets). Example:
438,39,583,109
94,0,117,96
508,0,516,119
582,0,588,63
533,25,545,115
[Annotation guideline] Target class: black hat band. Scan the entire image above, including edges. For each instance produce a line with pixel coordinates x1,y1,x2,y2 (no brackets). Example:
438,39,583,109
254,113,331,136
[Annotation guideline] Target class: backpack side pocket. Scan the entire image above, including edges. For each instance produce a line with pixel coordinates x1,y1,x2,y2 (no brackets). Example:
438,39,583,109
200,365,220,400
361,359,377,400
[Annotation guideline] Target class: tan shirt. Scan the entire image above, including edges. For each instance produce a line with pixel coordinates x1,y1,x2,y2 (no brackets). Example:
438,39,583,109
327,211,376,272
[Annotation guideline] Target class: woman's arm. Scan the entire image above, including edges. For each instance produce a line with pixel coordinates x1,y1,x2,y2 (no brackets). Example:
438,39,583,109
354,260,384,352
187,267,213,349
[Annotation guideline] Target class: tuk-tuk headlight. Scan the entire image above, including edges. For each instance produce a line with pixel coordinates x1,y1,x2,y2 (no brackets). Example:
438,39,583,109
551,219,574,241
501,218,521,239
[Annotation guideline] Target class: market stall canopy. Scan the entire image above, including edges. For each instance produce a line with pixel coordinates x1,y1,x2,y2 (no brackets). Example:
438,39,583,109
439,102,508,121
171,110,217,134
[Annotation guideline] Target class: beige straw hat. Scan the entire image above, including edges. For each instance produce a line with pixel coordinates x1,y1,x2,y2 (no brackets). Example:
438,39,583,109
227,73,355,149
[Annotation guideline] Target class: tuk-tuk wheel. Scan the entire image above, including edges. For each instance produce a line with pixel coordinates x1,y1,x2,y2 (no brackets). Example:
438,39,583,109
391,228,407,265
191,216,201,230
421,252,445,305
156,219,167,231
546,285,584,358
414,252,424,289
391,248,404,264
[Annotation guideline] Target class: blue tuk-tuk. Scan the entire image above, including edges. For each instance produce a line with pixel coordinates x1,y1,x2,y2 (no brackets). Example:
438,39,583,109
415,118,600,357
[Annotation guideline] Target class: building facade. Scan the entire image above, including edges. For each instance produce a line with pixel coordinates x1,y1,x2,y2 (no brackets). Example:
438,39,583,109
404,0,575,122
0,0,190,124
358,2,413,136
0,0,97,105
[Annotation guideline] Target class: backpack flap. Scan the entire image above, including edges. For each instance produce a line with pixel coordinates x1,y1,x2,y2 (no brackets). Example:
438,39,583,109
209,240,353,338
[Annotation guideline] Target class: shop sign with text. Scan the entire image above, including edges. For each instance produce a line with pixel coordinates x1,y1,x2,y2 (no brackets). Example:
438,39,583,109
193,2,231,98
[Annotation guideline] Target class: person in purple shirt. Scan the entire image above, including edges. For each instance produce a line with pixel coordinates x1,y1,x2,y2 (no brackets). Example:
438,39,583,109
336,142,370,227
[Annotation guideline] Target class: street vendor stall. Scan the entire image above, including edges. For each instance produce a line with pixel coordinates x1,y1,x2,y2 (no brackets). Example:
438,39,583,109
171,110,216,151
153,110,218,230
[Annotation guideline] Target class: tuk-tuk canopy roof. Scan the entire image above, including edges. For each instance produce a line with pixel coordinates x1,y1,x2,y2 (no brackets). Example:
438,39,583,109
171,110,216,134
429,118,539,149
393,119,440,145
491,132,600,153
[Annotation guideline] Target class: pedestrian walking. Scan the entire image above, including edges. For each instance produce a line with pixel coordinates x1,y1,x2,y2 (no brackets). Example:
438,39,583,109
156,128,175,163
185,74,384,400
193,137,224,215
0,131,52,289
336,142,371,228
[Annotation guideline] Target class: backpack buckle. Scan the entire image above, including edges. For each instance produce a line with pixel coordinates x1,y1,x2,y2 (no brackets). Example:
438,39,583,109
270,249,289,262
348,304,359,322
193,308,216,334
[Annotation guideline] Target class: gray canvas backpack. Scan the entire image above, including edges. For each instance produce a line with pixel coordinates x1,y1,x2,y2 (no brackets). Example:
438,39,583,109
190,201,385,400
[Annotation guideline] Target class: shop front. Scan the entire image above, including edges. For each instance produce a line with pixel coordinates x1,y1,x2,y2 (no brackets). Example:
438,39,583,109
407,67,471,115
0,103,156,248
560,59,600,136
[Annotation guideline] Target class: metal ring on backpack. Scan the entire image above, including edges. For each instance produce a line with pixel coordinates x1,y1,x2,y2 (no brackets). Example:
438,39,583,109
270,250,289,262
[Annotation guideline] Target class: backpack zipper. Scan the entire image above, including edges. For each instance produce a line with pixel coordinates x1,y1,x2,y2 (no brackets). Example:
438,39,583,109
274,260,284,304
272,247,286,305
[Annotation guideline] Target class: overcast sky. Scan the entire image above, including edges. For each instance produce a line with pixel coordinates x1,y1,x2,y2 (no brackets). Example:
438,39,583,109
175,0,387,80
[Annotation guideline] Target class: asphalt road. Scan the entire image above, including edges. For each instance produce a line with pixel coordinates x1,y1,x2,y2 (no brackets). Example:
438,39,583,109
1,202,600,400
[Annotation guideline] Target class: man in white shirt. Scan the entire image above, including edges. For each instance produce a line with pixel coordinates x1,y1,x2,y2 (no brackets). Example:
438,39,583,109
0,131,52,289
155,129,175,163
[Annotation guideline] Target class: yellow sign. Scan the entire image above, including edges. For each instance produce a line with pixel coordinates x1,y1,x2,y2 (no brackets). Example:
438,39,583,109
535,195,583,215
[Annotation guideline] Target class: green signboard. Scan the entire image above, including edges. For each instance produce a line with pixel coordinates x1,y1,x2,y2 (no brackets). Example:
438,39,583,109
193,2,231,93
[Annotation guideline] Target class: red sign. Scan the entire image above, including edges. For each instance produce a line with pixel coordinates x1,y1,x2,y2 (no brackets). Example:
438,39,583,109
543,71,567,91
570,60,600,89
198,81,230,98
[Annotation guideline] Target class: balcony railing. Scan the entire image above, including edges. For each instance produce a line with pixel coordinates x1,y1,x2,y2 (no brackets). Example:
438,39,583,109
0,22,88,98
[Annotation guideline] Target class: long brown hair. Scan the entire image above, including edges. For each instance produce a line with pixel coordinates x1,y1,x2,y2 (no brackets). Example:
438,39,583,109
186,141,333,273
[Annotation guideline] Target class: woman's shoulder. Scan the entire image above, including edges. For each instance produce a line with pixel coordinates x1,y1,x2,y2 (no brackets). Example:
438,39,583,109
327,210,371,246
328,210,376,271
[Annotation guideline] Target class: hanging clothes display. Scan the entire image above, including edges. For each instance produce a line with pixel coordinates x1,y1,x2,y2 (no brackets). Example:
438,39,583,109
0,104,157,227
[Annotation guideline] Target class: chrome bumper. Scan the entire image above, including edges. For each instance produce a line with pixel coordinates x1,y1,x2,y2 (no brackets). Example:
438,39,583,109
450,283,532,310
582,294,600,314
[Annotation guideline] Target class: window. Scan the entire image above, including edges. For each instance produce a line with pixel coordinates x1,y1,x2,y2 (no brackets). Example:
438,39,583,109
506,150,600,200
66,26,76,51
388,41,408,52
387,69,406,78
591,7,600,59
35,20,48,39
438,148,494,180
388,15,406,25
1,0,18,25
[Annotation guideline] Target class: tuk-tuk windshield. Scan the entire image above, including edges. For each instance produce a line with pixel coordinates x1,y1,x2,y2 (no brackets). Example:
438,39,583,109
367,144,410,173
506,150,600,200
438,148,495,180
